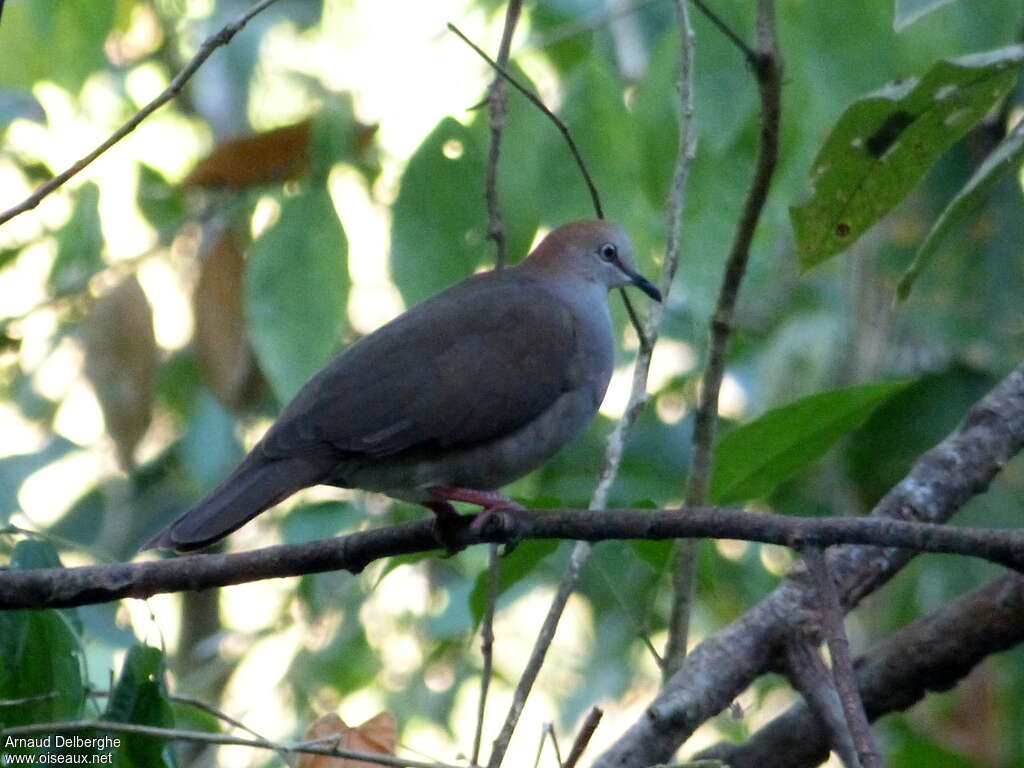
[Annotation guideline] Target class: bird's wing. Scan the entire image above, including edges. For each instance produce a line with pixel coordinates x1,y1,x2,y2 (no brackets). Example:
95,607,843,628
261,271,582,459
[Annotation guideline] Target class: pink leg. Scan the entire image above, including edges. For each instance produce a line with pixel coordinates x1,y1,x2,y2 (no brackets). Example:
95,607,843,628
426,486,526,551
428,486,524,511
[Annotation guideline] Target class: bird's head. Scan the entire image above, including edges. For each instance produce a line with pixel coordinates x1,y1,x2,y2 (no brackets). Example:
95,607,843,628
524,220,662,302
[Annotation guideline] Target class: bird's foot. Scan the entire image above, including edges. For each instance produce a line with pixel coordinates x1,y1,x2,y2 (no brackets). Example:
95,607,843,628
470,506,529,555
426,487,527,555
424,501,469,557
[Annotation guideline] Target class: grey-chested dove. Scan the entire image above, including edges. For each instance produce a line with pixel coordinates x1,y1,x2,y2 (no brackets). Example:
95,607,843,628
144,219,660,551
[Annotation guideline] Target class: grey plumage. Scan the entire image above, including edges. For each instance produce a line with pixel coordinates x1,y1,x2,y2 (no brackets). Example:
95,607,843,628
144,219,660,551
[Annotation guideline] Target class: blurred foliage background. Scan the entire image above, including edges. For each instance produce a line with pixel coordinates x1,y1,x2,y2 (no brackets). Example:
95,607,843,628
1,0,1024,765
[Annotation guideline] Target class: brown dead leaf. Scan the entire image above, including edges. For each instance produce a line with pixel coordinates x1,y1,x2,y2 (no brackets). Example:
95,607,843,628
192,228,264,411
184,118,379,190
84,274,157,471
184,121,312,189
297,712,397,768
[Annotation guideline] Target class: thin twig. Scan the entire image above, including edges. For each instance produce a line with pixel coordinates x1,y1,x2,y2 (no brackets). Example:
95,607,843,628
0,0,284,228
564,707,603,768
594,560,662,665
663,0,781,679
447,22,603,220
171,694,277,748
804,547,880,768
547,722,564,767
87,689,275,747
531,724,549,768
472,543,501,766
0,720,457,768
0,692,58,707
484,0,523,269
482,0,698,757
618,289,653,354
688,0,757,62
783,640,860,768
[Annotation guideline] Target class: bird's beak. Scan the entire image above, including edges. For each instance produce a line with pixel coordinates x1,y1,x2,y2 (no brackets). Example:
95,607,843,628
624,269,662,303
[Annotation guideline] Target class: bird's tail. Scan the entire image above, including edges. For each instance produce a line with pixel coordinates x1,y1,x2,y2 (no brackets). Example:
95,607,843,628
142,450,331,552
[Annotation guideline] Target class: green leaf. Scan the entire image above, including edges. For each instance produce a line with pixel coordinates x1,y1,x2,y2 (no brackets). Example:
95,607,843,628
0,437,76,522
170,700,220,734
632,30,682,207
103,645,174,768
374,551,434,588
50,182,104,294
246,184,349,402
894,0,962,32
136,165,186,245
846,365,995,507
790,45,1024,269
310,94,359,181
535,58,640,228
280,501,357,544
0,543,84,729
0,90,45,127
898,118,1024,300
179,391,243,493
469,540,560,627
710,380,914,505
10,539,63,570
390,117,485,307
629,540,673,572
0,1,116,92
467,64,545,265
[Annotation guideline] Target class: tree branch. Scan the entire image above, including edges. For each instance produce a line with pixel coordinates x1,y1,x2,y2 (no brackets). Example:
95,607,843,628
783,640,860,768
564,706,603,768
7,503,1024,610
447,22,603,220
480,3,698,762
483,0,522,269
804,547,880,768
698,572,1024,768
664,0,782,676
0,0,285,228
593,360,1024,767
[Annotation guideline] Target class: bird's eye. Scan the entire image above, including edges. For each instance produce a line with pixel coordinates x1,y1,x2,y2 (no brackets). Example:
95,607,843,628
598,242,618,262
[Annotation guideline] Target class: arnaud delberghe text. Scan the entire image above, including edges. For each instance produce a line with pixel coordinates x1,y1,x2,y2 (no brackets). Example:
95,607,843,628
4,736,122,750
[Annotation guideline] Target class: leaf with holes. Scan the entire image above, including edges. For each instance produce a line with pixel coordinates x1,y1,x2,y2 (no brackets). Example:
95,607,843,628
390,117,485,307
894,0,962,31
898,118,1024,301
103,645,174,767
791,45,1024,269
246,184,349,403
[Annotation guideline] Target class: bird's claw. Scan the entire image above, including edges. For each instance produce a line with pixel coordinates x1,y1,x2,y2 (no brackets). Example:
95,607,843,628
470,505,528,556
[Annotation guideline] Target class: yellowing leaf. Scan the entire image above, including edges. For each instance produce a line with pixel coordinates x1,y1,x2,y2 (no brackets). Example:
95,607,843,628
84,275,157,471
193,229,265,411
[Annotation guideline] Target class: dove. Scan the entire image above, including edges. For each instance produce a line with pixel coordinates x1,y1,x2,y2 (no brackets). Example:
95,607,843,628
144,219,660,551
